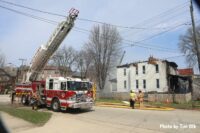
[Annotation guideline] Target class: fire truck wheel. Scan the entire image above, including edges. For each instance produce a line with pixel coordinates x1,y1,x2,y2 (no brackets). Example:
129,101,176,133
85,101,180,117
21,95,27,105
51,99,60,112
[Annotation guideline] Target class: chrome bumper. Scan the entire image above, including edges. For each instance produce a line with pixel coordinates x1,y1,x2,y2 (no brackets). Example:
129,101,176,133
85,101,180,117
68,101,94,109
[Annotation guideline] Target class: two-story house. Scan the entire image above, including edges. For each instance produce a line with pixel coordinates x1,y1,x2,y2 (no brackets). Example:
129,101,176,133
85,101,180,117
117,56,178,93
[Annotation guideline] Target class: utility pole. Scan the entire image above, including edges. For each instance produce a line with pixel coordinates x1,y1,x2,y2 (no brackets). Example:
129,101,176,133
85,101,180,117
19,58,27,66
190,0,200,72
190,0,199,108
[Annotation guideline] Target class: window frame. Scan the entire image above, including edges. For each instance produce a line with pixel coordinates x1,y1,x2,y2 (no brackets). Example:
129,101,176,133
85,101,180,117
49,79,54,90
60,82,67,90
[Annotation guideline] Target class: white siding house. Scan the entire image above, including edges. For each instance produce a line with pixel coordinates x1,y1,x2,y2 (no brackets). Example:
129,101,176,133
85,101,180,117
117,57,178,93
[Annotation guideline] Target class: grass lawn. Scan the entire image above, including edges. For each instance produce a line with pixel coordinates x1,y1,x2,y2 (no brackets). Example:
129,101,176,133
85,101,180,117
0,105,52,125
96,98,200,110
145,101,200,110
95,98,124,104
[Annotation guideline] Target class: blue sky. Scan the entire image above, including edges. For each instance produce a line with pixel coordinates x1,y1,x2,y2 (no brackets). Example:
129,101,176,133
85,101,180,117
0,0,199,73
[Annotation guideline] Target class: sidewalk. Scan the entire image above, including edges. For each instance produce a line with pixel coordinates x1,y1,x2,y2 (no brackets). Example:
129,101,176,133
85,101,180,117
0,112,35,133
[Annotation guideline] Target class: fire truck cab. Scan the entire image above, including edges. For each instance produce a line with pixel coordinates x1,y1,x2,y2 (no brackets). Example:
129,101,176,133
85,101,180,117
45,77,94,111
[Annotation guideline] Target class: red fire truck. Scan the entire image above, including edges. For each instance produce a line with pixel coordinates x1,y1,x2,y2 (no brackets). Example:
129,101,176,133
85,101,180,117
14,8,94,111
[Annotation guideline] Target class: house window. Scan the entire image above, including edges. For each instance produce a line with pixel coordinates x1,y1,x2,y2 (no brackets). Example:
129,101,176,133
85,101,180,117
124,68,126,76
143,80,146,89
156,79,160,88
156,64,159,73
49,79,54,90
136,67,138,75
136,80,139,89
143,65,145,74
124,80,127,89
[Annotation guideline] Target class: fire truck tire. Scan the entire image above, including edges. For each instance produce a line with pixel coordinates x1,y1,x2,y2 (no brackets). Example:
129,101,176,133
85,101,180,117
21,95,28,105
51,99,60,112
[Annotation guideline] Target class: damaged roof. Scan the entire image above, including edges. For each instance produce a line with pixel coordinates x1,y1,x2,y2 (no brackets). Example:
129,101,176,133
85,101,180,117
117,56,178,68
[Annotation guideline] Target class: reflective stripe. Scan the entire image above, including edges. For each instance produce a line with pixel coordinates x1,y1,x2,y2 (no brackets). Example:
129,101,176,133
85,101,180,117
47,97,52,101
60,99,67,103
66,101,75,104
15,88,32,91
47,97,67,103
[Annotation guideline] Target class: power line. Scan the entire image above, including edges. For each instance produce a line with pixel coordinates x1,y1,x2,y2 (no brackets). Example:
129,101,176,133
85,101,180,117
120,42,179,53
73,27,178,53
136,42,178,51
122,10,190,37
0,0,66,17
79,2,187,31
120,1,189,33
134,21,192,43
0,3,185,53
73,27,183,53
0,5,59,25
135,19,200,44
0,0,184,30
76,18,169,30
164,54,195,59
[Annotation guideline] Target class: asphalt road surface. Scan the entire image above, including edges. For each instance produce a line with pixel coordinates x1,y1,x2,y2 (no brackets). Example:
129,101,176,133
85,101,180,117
0,95,199,133
1,107,199,133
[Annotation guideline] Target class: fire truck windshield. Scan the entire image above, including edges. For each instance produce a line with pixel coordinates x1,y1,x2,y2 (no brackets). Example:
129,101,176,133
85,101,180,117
67,81,90,91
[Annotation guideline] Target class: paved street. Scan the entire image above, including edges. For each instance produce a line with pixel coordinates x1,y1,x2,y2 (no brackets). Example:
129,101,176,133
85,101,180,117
1,106,199,133
0,95,200,133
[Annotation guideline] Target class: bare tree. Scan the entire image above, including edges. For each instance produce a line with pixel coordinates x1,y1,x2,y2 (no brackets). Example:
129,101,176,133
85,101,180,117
85,24,122,90
0,52,5,67
75,50,93,79
178,25,200,67
51,46,78,75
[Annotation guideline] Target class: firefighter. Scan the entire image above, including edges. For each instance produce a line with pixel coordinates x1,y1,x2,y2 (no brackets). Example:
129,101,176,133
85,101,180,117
130,90,137,109
137,90,144,108
92,83,96,101
11,89,16,104
31,91,38,111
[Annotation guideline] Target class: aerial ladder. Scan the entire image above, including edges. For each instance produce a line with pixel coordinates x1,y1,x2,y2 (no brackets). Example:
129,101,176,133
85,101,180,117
25,8,79,82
